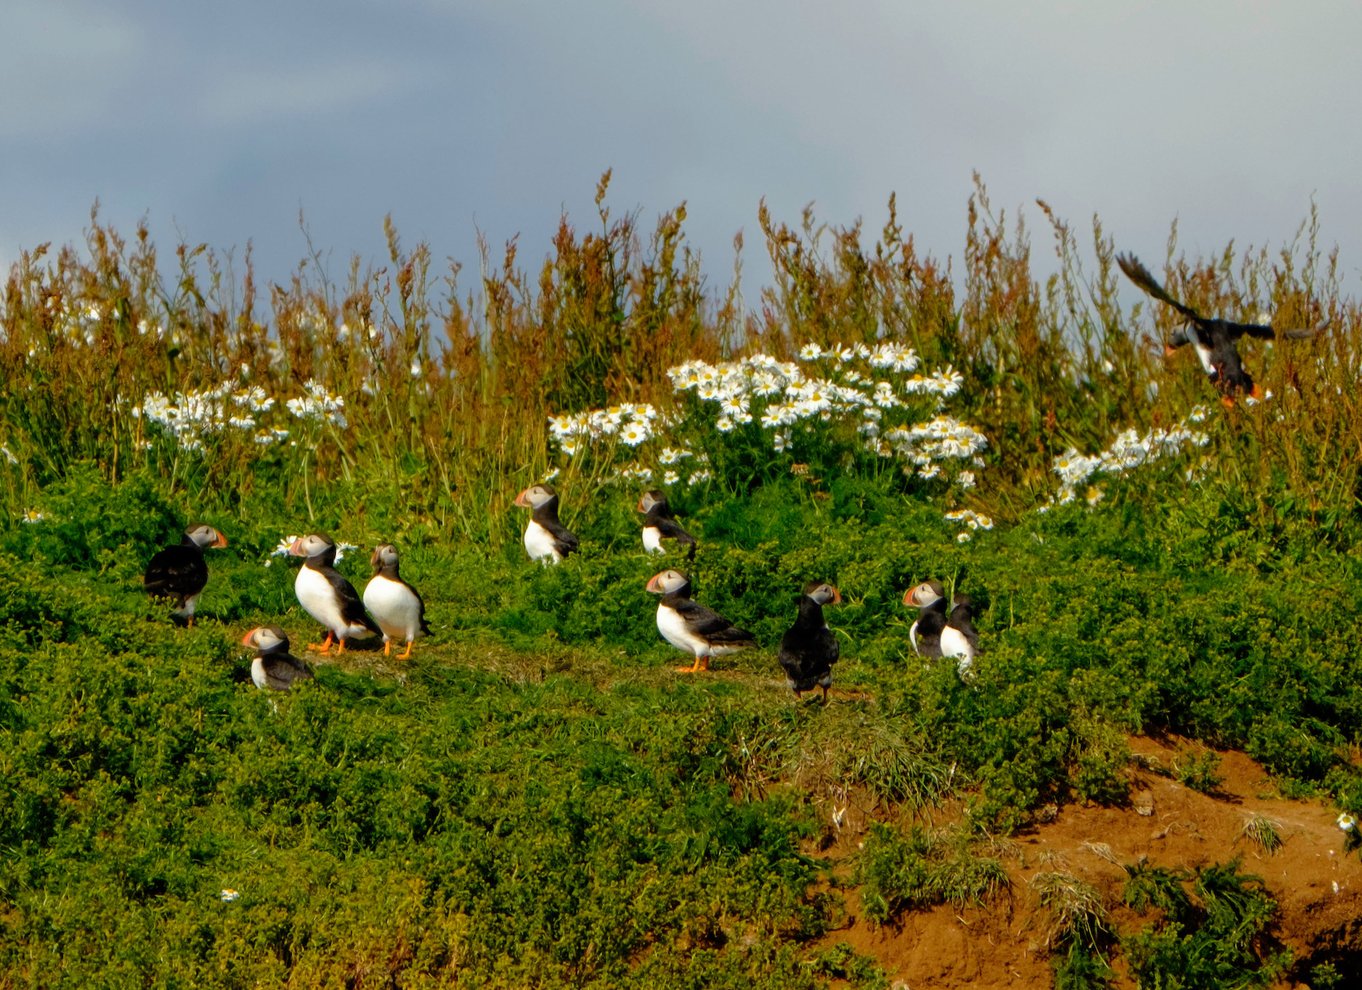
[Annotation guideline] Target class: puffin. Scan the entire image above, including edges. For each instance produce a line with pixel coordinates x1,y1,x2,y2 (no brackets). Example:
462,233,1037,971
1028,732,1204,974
645,569,755,673
941,594,979,678
637,489,697,559
241,625,314,691
362,542,430,660
777,581,842,702
903,579,948,659
1117,252,1316,405
514,483,579,564
143,523,228,626
287,533,380,654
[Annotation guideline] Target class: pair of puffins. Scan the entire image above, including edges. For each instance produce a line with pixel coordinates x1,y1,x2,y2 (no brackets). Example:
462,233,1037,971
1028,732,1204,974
646,569,842,703
515,484,695,563
903,580,977,677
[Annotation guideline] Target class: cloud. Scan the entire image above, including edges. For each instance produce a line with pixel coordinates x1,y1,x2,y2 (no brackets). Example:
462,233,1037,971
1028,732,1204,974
0,1,147,137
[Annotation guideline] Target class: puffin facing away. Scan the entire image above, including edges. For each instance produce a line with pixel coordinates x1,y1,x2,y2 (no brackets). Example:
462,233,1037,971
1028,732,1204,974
903,579,947,659
778,581,842,702
646,569,755,673
288,534,380,654
241,626,314,691
514,484,579,564
144,523,228,626
638,490,697,559
941,595,979,678
363,543,430,660
1117,252,1317,405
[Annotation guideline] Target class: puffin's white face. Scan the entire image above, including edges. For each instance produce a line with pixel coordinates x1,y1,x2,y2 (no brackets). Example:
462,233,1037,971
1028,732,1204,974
646,569,689,595
371,543,399,570
804,582,841,606
188,524,228,549
288,534,334,559
637,490,664,514
904,580,944,608
242,625,288,653
515,484,557,510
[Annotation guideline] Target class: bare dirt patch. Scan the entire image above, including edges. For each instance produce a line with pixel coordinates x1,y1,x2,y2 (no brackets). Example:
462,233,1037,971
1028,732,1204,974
815,735,1362,988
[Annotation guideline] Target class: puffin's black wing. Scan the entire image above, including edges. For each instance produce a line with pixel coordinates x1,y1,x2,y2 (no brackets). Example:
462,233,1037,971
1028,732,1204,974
320,565,382,634
652,516,697,548
144,545,207,605
1117,253,1205,324
408,579,432,635
673,597,754,645
546,521,580,559
262,652,315,691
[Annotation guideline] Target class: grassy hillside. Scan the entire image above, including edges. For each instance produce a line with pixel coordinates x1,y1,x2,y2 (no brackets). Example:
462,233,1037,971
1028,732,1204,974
2,179,1361,986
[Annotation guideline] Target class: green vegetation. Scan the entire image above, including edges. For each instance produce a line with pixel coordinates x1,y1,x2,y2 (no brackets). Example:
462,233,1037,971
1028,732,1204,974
2,176,1360,985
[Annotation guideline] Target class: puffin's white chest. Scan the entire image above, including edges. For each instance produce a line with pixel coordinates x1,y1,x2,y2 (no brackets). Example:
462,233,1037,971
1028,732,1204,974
656,602,707,657
909,619,920,654
1192,342,1216,376
642,526,664,554
523,520,561,563
363,574,422,642
295,565,365,636
940,626,975,676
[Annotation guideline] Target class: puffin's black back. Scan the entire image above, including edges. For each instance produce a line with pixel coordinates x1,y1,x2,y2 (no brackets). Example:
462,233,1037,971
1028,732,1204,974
778,593,839,692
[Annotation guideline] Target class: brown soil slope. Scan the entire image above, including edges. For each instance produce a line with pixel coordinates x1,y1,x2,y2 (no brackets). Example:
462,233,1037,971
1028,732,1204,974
819,736,1362,989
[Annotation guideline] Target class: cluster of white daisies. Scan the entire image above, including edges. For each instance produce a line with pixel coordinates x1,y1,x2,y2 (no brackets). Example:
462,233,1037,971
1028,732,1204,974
1047,406,1212,507
133,380,347,452
545,343,986,489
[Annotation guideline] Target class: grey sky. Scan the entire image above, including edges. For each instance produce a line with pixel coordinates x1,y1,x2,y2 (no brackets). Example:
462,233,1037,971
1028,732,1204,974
3,1,1359,301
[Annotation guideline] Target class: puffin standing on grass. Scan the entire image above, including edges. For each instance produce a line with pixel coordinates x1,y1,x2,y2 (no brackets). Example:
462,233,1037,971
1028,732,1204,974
241,625,314,691
637,490,697,559
143,523,228,626
778,581,842,702
514,484,579,564
1116,252,1317,405
903,579,948,659
288,533,380,654
363,543,430,660
646,569,755,673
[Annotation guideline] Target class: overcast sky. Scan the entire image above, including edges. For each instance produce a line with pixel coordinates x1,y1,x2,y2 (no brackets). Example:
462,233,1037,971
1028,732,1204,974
3,0,1359,303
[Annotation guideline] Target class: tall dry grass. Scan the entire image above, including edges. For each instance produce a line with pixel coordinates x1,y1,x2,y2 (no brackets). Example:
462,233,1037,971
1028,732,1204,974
2,173,1359,540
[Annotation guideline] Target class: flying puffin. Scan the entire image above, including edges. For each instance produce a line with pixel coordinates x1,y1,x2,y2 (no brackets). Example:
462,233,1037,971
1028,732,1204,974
287,533,380,654
241,625,314,691
903,579,947,659
941,594,979,678
637,490,697,559
514,484,579,564
362,543,430,660
143,523,228,626
1117,252,1317,405
645,569,755,673
778,581,842,702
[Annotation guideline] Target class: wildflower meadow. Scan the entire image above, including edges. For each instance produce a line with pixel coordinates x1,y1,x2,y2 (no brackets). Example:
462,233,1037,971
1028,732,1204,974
2,176,1361,987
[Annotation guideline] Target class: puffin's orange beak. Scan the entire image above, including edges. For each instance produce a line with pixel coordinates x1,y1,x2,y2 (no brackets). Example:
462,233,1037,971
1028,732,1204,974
513,489,532,508
213,532,229,549
830,586,842,605
241,628,259,647
287,537,307,556
645,573,666,594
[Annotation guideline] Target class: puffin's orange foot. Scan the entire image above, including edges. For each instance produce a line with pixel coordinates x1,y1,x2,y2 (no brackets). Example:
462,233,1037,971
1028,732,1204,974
383,640,392,657
1221,395,1237,409
308,632,336,654
398,641,414,661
